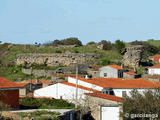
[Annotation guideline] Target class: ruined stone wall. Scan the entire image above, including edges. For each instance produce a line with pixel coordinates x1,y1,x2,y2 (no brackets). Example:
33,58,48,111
22,68,54,77
16,53,99,67
123,45,143,69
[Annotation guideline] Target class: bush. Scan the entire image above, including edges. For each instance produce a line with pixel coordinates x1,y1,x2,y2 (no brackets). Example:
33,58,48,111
114,40,125,53
20,97,75,109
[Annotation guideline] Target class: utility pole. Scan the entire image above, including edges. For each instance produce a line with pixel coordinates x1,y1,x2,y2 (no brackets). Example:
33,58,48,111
75,65,78,108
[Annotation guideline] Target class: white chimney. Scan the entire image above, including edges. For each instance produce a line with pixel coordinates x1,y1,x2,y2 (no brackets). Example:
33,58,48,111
85,75,89,79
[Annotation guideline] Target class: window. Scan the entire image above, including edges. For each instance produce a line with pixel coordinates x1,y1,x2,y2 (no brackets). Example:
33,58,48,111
122,91,127,97
110,91,114,95
104,73,107,77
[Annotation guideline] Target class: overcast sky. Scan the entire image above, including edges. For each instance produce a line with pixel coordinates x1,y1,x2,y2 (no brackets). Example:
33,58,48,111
0,0,160,44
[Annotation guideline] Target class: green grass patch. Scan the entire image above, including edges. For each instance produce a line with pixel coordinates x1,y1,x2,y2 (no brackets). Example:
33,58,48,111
17,110,60,120
20,97,75,109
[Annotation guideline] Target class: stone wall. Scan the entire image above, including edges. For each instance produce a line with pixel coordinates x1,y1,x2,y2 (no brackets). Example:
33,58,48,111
85,95,122,120
123,45,143,69
16,53,99,67
22,68,54,77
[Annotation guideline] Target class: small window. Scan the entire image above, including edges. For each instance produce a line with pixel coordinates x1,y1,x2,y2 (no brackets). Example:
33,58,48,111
122,91,127,97
110,91,114,95
104,73,107,77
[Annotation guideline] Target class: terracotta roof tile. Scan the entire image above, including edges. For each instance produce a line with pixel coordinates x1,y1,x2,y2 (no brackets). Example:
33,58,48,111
149,64,160,68
53,73,84,78
0,76,22,89
148,75,160,79
153,55,160,63
60,82,99,92
70,77,160,89
25,79,52,85
16,83,30,87
124,71,138,75
85,93,122,102
100,65,124,70
39,80,52,85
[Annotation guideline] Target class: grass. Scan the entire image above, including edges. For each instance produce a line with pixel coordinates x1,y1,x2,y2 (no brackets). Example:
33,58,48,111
0,44,122,81
20,97,75,109
145,39,160,47
17,110,60,120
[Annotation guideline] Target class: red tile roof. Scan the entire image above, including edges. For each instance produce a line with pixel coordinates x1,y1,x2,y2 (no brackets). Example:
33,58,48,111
151,55,160,63
25,79,52,85
100,65,124,70
89,65,102,69
39,80,52,85
148,75,160,79
60,82,99,92
16,83,30,87
0,76,22,89
53,73,84,78
70,77,160,89
85,93,122,102
124,71,138,75
154,81,160,84
149,64,160,68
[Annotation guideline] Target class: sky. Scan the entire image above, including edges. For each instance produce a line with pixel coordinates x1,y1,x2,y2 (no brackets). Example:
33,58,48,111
0,0,160,45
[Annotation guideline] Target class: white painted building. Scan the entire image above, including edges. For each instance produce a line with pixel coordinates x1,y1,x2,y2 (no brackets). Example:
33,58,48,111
68,77,160,97
34,81,99,103
99,65,126,78
148,64,160,75
34,76,160,103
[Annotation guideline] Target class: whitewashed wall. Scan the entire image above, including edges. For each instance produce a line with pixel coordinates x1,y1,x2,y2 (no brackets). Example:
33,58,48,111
99,66,118,78
148,68,160,75
68,77,103,91
101,106,120,120
34,83,94,102
113,88,153,97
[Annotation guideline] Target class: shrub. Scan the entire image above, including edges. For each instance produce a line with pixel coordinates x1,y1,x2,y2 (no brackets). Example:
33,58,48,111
20,97,75,109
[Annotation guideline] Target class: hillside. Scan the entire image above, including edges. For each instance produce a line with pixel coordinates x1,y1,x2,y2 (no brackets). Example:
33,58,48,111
126,39,160,47
0,44,122,81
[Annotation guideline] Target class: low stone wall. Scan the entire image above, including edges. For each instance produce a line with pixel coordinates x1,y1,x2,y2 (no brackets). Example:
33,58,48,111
22,68,54,77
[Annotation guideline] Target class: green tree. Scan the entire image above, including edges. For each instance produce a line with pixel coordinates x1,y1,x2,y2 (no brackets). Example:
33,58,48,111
61,37,83,46
114,40,125,53
99,40,113,50
123,89,160,120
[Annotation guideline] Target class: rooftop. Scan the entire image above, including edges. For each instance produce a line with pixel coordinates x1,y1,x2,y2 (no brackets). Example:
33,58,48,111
25,79,53,85
100,65,124,70
70,77,160,89
149,64,160,68
124,71,138,76
16,83,30,87
0,76,22,89
85,93,122,102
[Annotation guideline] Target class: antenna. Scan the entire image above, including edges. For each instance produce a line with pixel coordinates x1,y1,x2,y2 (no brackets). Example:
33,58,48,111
75,65,78,108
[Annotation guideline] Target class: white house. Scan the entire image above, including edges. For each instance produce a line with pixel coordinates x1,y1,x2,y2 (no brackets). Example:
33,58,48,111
148,64,160,75
34,81,99,103
99,65,127,78
68,77,160,97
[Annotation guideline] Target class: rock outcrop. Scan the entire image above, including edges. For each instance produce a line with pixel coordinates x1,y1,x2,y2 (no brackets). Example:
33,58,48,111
123,45,143,69
16,53,99,67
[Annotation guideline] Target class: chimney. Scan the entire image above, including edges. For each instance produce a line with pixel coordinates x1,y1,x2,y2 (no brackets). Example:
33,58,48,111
85,75,89,79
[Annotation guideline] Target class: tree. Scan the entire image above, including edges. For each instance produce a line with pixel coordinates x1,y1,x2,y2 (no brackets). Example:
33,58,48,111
114,40,125,53
131,40,159,57
61,37,83,46
122,89,160,120
86,41,96,45
99,40,113,50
